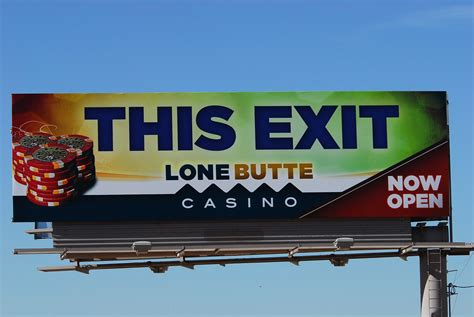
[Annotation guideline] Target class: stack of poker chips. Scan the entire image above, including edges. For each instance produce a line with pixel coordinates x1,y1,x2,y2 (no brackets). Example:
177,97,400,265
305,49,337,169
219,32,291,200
24,144,79,207
57,134,96,190
13,133,97,207
12,132,58,185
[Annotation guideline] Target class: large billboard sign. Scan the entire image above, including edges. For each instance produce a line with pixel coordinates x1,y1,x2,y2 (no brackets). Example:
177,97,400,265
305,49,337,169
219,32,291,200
12,92,450,222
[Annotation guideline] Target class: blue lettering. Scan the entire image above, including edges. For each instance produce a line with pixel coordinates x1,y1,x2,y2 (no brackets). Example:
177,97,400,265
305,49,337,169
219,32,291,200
255,106,292,150
295,106,339,149
129,107,173,151
359,105,399,148
84,107,126,151
341,105,357,149
177,107,193,150
195,106,235,151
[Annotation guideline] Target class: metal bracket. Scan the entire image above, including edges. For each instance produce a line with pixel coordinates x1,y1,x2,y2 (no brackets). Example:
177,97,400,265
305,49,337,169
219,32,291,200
150,266,168,274
181,263,195,270
288,246,300,258
330,257,349,267
176,247,186,262
74,262,90,274
289,259,300,266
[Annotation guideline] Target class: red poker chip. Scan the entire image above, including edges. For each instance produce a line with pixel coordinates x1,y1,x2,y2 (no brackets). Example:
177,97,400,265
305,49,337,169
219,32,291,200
25,168,77,181
77,160,95,172
15,170,26,179
29,188,77,200
28,193,75,203
27,184,76,195
13,150,26,162
14,174,27,185
27,163,75,174
77,174,96,190
76,153,95,166
12,132,57,157
13,163,25,173
27,182,77,191
12,130,26,143
24,144,77,170
57,134,93,157
13,155,26,167
27,178,78,191
13,158,25,167
26,193,70,207
77,149,94,160
26,174,77,188
78,170,95,180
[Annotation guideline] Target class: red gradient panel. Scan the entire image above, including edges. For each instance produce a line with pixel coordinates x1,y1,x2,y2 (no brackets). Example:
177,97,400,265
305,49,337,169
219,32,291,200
305,143,450,219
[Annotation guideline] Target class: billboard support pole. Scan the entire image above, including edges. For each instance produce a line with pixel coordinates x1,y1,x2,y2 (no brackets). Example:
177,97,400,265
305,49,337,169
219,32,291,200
419,249,448,317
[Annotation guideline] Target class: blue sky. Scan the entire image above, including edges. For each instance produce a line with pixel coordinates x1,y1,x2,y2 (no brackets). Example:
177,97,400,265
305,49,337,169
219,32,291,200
1,0,472,316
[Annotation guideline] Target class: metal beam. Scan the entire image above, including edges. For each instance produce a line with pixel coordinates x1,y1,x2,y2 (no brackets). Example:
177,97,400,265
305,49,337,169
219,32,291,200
38,251,420,273
16,242,473,262
25,228,53,235
13,248,64,255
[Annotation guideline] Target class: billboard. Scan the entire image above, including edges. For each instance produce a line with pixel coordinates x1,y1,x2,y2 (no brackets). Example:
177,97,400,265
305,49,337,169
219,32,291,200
12,92,450,222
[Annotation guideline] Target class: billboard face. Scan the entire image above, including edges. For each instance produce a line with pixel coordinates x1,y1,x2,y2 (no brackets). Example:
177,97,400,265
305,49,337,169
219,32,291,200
12,92,450,222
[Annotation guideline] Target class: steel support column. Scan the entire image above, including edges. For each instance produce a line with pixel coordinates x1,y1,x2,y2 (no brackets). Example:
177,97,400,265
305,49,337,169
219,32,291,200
420,249,448,317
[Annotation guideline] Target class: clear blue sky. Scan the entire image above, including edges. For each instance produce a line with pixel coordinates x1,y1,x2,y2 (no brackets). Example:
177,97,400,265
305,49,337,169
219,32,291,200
1,1,472,316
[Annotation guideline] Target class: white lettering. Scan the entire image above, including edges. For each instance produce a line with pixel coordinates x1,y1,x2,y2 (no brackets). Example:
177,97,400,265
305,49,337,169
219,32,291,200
262,197,273,207
226,198,237,208
182,198,193,209
388,176,403,191
285,197,297,207
416,194,429,208
404,176,420,191
420,175,441,191
430,194,443,208
403,194,416,208
204,198,216,208
387,194,403,209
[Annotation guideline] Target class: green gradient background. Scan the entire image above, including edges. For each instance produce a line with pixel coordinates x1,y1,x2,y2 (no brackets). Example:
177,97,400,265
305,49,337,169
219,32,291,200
13,91,448,177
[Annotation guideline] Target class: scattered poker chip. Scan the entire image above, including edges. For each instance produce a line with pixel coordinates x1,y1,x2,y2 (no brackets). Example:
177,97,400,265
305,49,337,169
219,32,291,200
25,168,77,181
58,135,93,157
24,144,77,170
26,193,69,207
28,184,76,195
12,132,57,157
29,187,76,199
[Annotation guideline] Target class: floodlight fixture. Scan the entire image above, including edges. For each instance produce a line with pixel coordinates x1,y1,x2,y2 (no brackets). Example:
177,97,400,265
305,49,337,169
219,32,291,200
150,266,168,274
334,237,354,250
330,257,349,267
132,241,152,255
